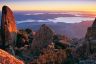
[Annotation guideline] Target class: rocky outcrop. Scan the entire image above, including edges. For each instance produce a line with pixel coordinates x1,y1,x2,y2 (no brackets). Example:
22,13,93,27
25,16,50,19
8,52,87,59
31,24,54,51
0,49,24,64
31,48,67,64
85,18,96,55
1,6,17,50
53,35,70,49
16,30,29,48
92,18,96,27
86,18,96,39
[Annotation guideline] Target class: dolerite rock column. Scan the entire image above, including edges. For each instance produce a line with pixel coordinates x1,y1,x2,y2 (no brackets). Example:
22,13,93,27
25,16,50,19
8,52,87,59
1,6,17,54
31,24,54,51
86,18,96,39
85,18,96,55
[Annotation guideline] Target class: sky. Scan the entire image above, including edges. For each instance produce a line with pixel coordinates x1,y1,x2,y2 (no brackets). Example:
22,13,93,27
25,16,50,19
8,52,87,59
0,0,96,12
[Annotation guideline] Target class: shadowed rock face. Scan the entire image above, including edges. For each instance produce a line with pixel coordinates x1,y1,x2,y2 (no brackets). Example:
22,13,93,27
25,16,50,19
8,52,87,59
1,6,17,49
31,24,54,51
86,18,96,39
92,18,96,27
85,18,96,55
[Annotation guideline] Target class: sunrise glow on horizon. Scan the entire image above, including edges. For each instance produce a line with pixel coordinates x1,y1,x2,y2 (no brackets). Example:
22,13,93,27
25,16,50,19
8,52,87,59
0,0,96,13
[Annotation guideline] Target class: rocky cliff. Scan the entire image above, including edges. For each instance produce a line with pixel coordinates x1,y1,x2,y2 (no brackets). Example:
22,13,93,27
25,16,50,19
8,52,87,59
31,24,54,51
85,18,96,55
1,6,17,51
86,18,96,39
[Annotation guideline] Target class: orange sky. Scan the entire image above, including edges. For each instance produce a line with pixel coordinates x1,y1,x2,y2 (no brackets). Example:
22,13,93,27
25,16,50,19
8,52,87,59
0,0,96,13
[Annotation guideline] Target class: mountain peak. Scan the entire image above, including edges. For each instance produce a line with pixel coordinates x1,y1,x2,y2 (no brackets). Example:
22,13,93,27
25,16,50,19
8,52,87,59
31,24,54,51
41,24,50,29
41,24,46,27
2,6,12,15
92,18,96,27
85,18,96,39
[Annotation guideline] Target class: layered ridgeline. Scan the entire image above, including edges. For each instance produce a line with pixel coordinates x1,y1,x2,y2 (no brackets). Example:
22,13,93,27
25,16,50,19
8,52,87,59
1,6,17,53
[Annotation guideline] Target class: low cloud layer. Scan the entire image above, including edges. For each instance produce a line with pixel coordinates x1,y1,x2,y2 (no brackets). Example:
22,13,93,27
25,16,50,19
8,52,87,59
17,17,94,24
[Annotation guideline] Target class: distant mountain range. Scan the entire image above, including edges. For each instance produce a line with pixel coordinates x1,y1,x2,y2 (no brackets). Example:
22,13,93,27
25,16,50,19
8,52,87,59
17,21,93,39
0,11,94,38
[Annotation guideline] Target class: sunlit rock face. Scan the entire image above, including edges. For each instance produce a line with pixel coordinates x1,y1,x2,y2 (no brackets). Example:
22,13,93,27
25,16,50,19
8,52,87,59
31,24,54,51
0,49,24,64
1,6,17,48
